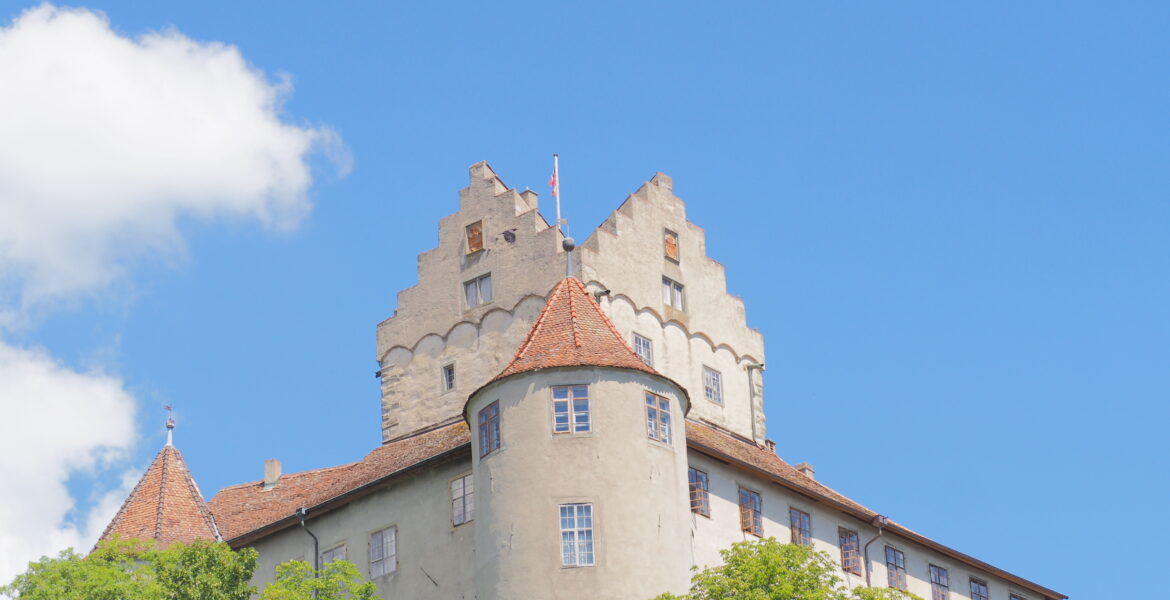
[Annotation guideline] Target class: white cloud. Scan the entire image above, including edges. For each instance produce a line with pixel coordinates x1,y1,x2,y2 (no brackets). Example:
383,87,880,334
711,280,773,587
0,3,348,310
0,3,347,586
0,340,137,584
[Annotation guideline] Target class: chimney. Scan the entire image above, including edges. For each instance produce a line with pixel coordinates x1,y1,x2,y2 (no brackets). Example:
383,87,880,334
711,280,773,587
795,462,815,480
263,458,282,490
764,439,777,453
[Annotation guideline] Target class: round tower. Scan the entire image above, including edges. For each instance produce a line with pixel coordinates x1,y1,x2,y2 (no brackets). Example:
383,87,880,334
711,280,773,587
466,278,693,600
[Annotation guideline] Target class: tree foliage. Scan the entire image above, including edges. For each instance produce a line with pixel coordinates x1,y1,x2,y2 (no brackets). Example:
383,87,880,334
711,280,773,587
651,537,922,600
258,560,376,600
3,538,258,600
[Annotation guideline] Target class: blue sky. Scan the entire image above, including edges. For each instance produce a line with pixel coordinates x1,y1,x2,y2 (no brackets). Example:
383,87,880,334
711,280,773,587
1,2,1167,597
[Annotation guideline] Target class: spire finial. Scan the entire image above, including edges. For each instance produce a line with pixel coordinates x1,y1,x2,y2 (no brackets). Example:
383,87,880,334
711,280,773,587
164,405,175,447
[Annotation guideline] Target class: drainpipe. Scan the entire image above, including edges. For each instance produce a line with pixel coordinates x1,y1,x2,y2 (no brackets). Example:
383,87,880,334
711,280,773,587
297,507,319,572
745,362,764,444
862,514,890,588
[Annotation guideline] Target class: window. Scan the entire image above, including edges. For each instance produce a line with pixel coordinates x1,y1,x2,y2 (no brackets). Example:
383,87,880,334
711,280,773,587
478,401,500,457
320,544,346,564
929,565,950,600
885,546,907,590
645,392,672,444
839,528,861,574
662,277,684,310
633,333,653,366
738,487,763,536
466,221,483,253
451,473,474,526
464,273,492,308
559,503,594,567
369,528,396,578
789,508,811,545
688,468,710,516
552,385,590,434
969,579,989,600
442,364,456,392
1009,595,1028,600
702,366,723,404
664,229,679,261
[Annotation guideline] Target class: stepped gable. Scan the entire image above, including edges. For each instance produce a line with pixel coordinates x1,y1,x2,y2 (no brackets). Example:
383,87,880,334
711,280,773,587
491,277,659,382
98,442,220,548
209,421,470,543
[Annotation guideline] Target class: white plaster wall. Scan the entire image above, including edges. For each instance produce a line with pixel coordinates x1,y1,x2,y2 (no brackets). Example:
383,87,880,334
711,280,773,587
689,451,1048,600
243,456,475,599
466,367,693,600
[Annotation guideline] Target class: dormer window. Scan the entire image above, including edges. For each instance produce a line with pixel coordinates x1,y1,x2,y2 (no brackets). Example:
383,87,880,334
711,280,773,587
466,221,484,253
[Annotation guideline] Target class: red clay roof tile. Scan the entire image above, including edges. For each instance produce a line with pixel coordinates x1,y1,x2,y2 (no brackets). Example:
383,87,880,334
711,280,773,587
98,444,220,548
492,277,658,382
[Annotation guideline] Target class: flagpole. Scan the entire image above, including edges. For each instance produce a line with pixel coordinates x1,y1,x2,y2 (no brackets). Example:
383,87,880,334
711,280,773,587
553,153,562,234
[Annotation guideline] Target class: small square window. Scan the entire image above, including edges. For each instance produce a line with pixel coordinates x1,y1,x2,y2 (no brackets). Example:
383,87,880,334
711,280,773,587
970,579,990,600
478,401,500,457
664,229,679,261
559,503,594,567
552,385,590,434
645,392,672,444
633,334,653,366
788,508,811,546
738,487,763,536
369,528,396,578
451,473,474,526
464,274,493,308
662,277,684,310
442,364,456,392
688,467,710,516
702,366,722,404
885,546,907,590
466,221,484,253
839,528,861,574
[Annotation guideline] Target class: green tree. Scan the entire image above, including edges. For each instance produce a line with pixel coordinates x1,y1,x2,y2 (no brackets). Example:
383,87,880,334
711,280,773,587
2,538,257,600
259,560,377,600
651,537,922,600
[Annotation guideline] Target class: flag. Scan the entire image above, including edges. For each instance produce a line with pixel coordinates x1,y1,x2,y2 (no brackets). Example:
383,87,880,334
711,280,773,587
549,170,558,197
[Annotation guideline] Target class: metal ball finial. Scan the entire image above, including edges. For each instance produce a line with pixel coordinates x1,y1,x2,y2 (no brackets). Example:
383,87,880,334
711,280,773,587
562,237,575,252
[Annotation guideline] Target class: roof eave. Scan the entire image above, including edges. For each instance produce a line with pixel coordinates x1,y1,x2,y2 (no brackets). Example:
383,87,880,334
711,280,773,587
685,436,1067,600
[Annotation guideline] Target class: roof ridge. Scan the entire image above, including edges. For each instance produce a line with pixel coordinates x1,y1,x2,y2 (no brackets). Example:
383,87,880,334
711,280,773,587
155,447,170,539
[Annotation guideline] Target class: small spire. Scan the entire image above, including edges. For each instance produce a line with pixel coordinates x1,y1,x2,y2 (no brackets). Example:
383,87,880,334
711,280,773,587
164,405,175,447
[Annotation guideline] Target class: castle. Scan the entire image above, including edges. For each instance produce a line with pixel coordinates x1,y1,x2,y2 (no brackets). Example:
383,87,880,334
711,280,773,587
99,163,1066,600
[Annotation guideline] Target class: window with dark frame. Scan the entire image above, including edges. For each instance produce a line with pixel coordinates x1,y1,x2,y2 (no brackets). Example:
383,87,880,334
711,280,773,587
789,508,811,545
559,503,595,567
885,546,907,590
369,527,396,578
633,333,653,366
466,221,483,253
645,392,672,444
702,366,723,404
929,564,950,600
552,385,590,434
664,229,679,261
688,467,710,516
839,527,861,574
464,273,492,308
477,401,500,457
738,487,763,536
442,364,455,392
969,579,989,600
662,277,684,310
451,473,474,526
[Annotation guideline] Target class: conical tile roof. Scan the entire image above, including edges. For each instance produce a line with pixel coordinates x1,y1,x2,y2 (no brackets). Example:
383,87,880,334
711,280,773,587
492,277,661,382
97,441,220,548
